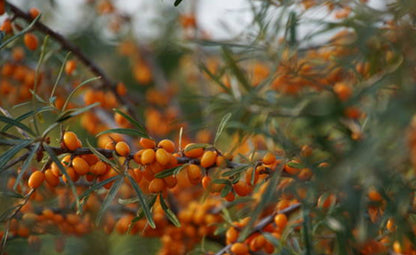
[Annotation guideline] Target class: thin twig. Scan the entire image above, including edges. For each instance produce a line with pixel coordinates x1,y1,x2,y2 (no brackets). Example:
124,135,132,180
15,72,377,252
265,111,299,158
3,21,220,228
5,2,139,120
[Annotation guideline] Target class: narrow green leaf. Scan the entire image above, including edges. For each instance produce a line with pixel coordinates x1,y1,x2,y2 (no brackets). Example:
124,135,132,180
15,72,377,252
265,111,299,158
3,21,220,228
0,191,24,199
0,15,40,50
221,165,250,177
199,64,232,94
57,103,99,122
155,164,188,178
287,161,304,169
79,175,121,200
113,109,148,138
44,145,80,210
118,197,140,205
127,175,156,228
220,183,232,197
222,47,252,92
96,128,148,138
128,195,157,232
159,194,181,227
62,76,101,111
263,232,281,247
214,113,232,146
0,116,35,136
14,142,40,190
0,140,32,171
51,52,71,98
212,178,231,185
86,140,117,168
96,176,123,224
184,143,212,152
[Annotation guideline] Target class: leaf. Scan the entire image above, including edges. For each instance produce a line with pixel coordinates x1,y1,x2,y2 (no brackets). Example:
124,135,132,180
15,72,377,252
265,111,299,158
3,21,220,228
263,232,281,247
14,142,40,190
57,103,100,122
113,109,148,138
0,15,41,50
287,161,304,169
214,113,232,146
86,140,117,168
1,108,49,132
221,165,250,177
184,143,212,152
51,51,71,98
199,64,232,94
0,140,32,171
127,175,156,228
118,197,140,205
159,194,181,227
155,164,188,178
96,176,123,224
174,0,183,6
0,116,35,136
220,183,232,197
0,191,24,199
44,145,80,210
62,76,101,111
222,47,252,92
96,128,148,138
79,175,121,200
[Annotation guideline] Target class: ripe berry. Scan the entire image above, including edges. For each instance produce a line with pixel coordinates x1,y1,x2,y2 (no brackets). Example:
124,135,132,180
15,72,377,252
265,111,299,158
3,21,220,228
186,164,202,184
155,148,170,166
141,148,155,165
233,181,252,197
24,33,38,51
29,8,40,19
200,150,216,168
148,178,165,193
225,227,238,244
274,213,288,230
44,169,60,187
262,152,276,165
28,171,45,189
158,139,175,153
115,141,130,156
65,60,76,75
139,138,156,149
230,242,249,255
63,131,81,151
72,157,89,175
184,143,204,158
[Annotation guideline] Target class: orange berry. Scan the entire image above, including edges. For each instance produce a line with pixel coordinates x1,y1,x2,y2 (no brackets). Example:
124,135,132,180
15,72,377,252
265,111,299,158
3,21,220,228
200,150,217,168
63,131,81,151
158,139,175,153
233,181,252,197
262,152,276,165
141,148,155,165
317,194,336,208
139,138,156,149
72,157,89,176
62,167,79,183
44,169,60,187
226,226,238,244
202,176,211,190
115,141,130,156
133,149,143,164
65,60,76,75
274,213,288,230
230,242,249,255
184,143,204,158
155,148,170,166
28,171,45,189
368,188,383,202
116,82,127,96
23,33,38,51
187,164,202,184
0,19,12,34
334,82,352,101
216,155,226,167
225,191,235,202
284,160,301,175
163,175,177,188
29,8,40,19
148,178,165,193
91,161,108,176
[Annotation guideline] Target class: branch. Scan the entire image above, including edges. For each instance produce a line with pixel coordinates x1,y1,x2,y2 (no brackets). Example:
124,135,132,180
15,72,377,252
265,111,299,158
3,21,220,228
5,2,139,120
214,203,301,255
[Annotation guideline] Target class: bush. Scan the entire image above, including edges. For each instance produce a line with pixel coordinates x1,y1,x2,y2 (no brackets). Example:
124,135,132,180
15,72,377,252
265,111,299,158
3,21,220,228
0,0,415,254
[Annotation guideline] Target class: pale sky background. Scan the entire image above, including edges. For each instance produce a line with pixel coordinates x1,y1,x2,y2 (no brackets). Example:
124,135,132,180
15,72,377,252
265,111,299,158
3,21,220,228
10,0,387,43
